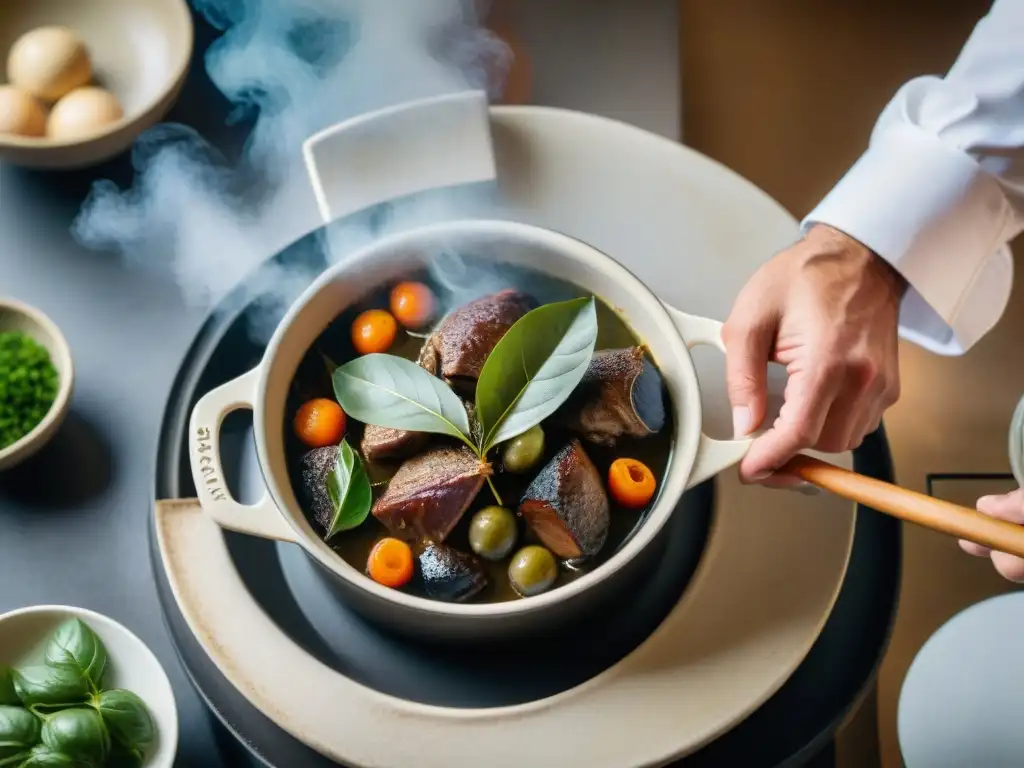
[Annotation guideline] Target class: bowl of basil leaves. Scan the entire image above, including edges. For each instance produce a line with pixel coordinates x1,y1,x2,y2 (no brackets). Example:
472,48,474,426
0,605,177,767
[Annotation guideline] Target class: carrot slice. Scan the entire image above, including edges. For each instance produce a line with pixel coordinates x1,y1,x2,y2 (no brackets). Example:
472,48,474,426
367,537,415,588
390,282,436,329
293,398,346,448
352,309,398,354
607,458,657,509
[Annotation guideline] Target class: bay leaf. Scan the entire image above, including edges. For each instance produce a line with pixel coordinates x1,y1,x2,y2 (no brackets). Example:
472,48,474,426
476,297,598,453
325,440,373,538
332,354,472,443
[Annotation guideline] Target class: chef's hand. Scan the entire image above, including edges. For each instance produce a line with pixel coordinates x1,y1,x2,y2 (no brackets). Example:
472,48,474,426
960,489,1024,582
722,224,905,486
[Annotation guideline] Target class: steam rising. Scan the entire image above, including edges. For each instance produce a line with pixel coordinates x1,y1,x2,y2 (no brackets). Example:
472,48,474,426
71,0,513,336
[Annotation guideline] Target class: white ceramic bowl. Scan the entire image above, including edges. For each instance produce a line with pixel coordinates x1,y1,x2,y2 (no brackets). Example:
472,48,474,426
188,218,754,641
0,0,193,169
0,605,178,767
0,298,74,471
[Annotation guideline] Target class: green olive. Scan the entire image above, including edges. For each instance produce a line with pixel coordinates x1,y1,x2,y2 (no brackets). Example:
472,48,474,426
468,506,518,561
508,545,558,597
502,425,545,474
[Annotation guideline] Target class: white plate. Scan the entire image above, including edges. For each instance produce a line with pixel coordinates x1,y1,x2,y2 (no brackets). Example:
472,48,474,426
154,104,856,766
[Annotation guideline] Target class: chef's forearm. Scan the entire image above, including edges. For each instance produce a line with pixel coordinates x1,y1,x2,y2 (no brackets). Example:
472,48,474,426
802,0,1024,356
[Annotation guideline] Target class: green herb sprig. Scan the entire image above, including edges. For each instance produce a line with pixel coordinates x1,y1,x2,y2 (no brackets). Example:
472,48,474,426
330,296,599,509
0,619,157,767
0,332,60,451
325,440,373,538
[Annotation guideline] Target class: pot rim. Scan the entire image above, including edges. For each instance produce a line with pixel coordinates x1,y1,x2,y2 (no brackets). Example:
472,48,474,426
253,218,703,617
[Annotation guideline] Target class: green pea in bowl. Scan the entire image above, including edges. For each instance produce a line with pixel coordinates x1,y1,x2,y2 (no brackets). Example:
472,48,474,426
0,605,178,766
0,298,74,471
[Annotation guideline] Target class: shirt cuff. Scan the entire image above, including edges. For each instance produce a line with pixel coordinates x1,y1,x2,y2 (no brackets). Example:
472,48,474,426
802,122,1014,356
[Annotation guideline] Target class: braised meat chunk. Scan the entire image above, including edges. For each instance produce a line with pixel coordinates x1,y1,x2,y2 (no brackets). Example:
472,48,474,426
371,445,491,543
296,445,340,534
555,347,666,446
417,543,489,602
518,439,610,559
418,289,536,393
360,424,428,462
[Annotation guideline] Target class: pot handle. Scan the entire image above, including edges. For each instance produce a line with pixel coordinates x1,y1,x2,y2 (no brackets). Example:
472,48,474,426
188,368,297,543
665,306,754,489
302,90,497,225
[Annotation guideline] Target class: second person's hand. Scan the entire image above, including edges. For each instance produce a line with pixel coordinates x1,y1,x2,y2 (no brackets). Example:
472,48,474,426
960,489,1024,582
722,224,905,486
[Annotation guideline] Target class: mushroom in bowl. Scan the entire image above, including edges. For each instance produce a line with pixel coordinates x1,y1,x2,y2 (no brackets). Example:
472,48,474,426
0,0,192,169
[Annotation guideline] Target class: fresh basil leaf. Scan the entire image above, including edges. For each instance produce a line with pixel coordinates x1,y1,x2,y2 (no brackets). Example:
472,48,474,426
0,669,17,706
332,354,472,444
325,440,373,538
12,667,89,708
17,746,82,767
476,297,598,453
27,704,88,720
0,705,40,759
40,709,109,766
106,741,145,768
0,753,34,768
44,620,107,692
93,690,154,750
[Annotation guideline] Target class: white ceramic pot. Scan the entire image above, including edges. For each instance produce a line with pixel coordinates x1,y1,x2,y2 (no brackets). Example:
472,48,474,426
188,218,752,640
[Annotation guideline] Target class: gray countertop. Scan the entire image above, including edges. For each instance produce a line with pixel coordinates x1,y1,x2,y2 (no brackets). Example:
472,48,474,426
0,181,214,762
0,2,681,764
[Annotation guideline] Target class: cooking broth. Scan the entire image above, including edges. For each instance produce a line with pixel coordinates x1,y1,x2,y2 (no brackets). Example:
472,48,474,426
284,258,674,604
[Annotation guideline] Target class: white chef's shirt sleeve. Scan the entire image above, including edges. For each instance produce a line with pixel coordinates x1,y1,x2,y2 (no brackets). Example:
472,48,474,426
802,0,1024,356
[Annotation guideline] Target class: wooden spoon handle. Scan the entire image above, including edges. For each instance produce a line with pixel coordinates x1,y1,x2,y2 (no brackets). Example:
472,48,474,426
781,454,1024,559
